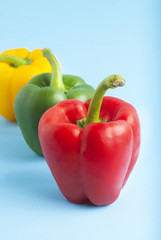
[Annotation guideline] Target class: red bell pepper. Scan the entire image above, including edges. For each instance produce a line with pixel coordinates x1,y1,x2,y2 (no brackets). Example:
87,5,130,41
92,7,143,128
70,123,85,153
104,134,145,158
38,75,140,206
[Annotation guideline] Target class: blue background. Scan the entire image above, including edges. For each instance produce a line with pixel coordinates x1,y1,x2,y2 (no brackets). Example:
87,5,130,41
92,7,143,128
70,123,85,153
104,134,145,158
0,0,160,239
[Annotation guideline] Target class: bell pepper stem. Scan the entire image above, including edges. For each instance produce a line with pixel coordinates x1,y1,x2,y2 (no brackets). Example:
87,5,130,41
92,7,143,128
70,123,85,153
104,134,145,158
42,48,65,91
85,74,125,126
0,55,32,67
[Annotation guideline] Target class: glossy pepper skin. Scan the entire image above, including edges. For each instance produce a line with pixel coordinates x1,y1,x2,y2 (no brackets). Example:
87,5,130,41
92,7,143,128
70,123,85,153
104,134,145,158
38,75,140,206
14,48,95,155
0,48,52,120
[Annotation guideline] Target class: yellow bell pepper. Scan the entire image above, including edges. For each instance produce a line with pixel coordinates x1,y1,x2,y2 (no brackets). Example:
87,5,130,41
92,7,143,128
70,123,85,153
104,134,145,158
0,48,52,120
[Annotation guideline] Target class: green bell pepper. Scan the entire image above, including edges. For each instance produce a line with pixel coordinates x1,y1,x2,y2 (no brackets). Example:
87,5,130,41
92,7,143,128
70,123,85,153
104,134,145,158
14,48,95,155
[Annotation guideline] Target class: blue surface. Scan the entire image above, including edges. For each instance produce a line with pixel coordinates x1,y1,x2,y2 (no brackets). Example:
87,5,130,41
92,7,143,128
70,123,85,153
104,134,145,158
0,0,161,239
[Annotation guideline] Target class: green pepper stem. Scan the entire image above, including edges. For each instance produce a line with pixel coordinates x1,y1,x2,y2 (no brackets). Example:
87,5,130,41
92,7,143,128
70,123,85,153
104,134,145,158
85,74,125,126
42,48,65,90
0,55,32,67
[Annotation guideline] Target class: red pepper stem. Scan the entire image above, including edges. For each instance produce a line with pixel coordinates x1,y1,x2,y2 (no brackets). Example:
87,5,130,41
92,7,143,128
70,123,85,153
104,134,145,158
85,74,125,126
42,48,65,91
0,55,32,67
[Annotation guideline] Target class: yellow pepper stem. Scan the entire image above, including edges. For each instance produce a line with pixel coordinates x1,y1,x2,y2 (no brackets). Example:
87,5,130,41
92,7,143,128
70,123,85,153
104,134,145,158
0,55,32,67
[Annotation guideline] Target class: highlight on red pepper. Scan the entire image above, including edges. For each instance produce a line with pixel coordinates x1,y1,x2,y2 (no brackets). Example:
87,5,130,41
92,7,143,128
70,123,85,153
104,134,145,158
38,74,141,206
